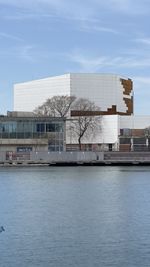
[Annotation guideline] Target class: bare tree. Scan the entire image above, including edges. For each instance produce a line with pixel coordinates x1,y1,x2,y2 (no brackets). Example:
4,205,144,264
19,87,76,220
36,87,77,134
70,98,101,150
34,95,101,150
34,95,76,117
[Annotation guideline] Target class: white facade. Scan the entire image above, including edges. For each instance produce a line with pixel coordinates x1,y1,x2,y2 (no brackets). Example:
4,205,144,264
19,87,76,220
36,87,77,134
14,73,133,114
66,115,119,150
14,74,70,112
67,115,150,150
70,73,132,114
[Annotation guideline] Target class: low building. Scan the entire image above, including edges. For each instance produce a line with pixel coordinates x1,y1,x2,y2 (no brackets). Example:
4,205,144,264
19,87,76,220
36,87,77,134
119,115,150,151
0,112,66,159
66,115,150,152
0,112,149,155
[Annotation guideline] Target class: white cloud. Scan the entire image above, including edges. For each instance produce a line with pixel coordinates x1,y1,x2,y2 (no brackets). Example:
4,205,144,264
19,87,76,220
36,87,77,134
3,12,57,21
135,38,150,46
133,76,150,85
101,0,131,11
0,0,61,8
79,23,118,34
1,0,150,20
66,51,150,72
131,77,150,107
0,44,35,62
68,53,108,72
18,45,34,62
0,32,23,42
95,0,150,14
0,0,92,17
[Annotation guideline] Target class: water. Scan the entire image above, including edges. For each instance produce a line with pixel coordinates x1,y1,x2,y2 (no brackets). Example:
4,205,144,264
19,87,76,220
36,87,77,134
0,166,150,267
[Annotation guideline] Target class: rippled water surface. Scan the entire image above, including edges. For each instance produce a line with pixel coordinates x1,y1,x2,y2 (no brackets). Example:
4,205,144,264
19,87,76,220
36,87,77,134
1,166,150,267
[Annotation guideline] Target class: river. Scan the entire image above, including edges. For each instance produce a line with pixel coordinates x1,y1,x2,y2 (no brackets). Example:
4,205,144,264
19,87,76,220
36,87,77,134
0,166,150,267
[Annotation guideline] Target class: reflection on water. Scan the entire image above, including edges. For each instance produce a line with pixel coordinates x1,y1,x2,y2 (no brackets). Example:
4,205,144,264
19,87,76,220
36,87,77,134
0,166,150,267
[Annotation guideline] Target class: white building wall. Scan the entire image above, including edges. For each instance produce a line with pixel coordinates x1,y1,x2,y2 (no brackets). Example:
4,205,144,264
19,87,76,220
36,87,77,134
66,115,119,145
14,74,71,111
66,114,150,148
14,73,132,113
70,73,131,113
101,115,119,144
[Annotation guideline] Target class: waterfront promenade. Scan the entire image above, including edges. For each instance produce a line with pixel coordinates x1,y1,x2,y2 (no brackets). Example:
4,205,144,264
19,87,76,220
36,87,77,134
1,151,150,166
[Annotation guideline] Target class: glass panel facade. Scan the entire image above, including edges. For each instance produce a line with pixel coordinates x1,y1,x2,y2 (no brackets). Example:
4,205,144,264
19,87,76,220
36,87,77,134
36,123,45,132
120,128,132,136
0,118,65,152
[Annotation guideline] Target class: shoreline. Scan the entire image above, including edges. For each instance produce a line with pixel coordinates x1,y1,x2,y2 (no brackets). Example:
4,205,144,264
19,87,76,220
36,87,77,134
0,151,150,166
1,160,150,166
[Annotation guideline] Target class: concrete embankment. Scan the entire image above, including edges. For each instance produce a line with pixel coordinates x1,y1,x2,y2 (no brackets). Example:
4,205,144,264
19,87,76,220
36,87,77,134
103,152,150,165
1,151,150,166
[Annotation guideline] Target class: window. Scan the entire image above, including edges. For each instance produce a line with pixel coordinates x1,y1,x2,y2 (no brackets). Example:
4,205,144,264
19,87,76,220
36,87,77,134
123,128,131,136
46,123,55,132
36,123,45,132
120,138,131,144
55,123,63,132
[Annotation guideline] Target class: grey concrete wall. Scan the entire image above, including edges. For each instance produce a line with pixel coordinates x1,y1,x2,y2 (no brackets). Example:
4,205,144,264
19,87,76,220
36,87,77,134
0,152,7,161
30,151,104,162
0,151,104,162
104,152,150,160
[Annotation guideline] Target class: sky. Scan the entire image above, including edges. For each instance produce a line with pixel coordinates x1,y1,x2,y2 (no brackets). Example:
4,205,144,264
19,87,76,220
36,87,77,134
0,0,150,114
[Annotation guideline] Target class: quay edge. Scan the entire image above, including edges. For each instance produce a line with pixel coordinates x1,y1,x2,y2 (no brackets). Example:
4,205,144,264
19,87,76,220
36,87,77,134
1,151,150,166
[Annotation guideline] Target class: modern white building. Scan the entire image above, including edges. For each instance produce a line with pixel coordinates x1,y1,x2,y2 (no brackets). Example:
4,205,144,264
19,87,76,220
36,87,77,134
15,73,149,152
66,115,150,152
66,115,119,151
14,73,133,115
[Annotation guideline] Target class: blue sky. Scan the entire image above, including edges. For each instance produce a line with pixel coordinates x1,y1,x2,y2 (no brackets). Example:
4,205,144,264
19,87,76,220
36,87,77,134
0,0,150,114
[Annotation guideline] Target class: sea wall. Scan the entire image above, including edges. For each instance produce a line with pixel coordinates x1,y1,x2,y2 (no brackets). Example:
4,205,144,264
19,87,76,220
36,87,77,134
30,151,104,162
0,151,150,166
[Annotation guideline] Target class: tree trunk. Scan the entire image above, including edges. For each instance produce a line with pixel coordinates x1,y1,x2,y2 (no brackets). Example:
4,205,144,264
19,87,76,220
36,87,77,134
78,137,82,151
